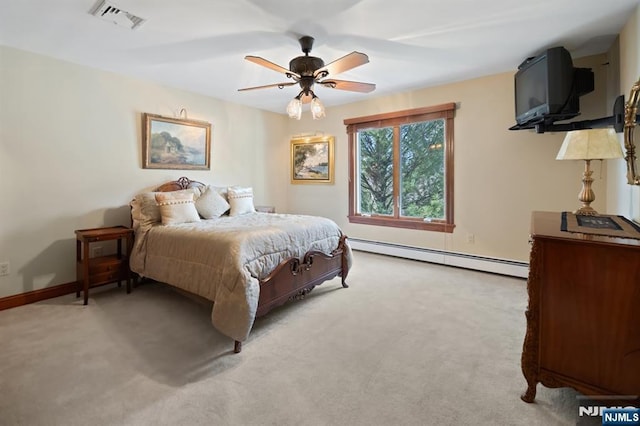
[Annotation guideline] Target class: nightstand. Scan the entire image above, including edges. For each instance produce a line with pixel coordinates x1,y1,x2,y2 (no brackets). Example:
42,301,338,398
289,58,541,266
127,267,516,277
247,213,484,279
255,205,276,213
75,226,134,305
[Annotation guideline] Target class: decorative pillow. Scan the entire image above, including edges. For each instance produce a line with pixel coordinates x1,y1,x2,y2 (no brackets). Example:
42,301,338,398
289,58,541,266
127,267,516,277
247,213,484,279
155,192,201,225
210,186,229,201
227,186,255,216
132,188,200,227
195,185,230,219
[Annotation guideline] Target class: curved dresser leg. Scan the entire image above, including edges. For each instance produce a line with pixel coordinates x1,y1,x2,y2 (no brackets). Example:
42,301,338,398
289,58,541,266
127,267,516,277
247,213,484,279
234,340,242,353
520,315,539,404
521,382,537,403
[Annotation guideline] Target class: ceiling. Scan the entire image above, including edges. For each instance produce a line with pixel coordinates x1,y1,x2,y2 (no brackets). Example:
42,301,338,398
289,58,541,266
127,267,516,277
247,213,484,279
1,0,639,114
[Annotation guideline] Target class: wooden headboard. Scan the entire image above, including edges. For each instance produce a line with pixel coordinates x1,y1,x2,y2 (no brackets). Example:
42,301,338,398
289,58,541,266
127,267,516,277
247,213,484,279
155,176,205,192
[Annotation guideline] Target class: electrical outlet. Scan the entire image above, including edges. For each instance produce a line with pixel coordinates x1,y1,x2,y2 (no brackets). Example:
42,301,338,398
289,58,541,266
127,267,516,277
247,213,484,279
92,246,103,258
0,261,9,276
467,234,475,244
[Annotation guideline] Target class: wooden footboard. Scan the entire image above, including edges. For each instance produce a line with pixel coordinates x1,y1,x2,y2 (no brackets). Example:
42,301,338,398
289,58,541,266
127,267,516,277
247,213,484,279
233,235,349,354
256,234,349,317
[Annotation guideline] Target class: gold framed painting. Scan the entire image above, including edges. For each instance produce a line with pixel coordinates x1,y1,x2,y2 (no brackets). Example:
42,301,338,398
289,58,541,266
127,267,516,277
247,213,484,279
142,113,211,170
291,135,335,184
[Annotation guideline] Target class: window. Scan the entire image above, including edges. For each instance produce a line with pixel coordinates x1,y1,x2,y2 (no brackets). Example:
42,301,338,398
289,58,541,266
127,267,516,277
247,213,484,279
344,103,455,232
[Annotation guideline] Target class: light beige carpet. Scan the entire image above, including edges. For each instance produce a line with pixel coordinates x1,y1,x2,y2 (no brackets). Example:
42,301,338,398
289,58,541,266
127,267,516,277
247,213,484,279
1,251,587,425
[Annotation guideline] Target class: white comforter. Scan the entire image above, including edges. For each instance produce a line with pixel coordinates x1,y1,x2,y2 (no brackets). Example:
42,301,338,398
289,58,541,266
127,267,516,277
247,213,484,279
130,212,349,341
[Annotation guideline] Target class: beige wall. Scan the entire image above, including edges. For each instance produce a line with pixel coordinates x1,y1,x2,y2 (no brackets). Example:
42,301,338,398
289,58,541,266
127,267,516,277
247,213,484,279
284,55,609,262
610,4,640,222
0,46,289,298
0,37,623,299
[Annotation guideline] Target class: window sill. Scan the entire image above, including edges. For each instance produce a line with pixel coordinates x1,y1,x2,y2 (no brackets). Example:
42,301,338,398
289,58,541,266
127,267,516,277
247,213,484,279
348,215,455,233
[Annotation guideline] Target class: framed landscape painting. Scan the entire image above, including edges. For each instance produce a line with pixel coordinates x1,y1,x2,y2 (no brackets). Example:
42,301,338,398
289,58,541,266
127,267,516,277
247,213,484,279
142,113,211,170
291,135,335,184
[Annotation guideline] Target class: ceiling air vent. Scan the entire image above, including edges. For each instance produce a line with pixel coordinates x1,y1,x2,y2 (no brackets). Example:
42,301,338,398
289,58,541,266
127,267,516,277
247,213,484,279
89,0,145,30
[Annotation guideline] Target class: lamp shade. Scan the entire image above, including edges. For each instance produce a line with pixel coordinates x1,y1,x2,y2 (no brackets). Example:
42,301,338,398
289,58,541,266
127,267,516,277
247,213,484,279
556,128,624,160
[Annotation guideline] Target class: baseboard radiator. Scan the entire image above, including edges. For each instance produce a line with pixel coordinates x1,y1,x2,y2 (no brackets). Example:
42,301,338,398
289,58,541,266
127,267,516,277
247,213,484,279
348,238,529,278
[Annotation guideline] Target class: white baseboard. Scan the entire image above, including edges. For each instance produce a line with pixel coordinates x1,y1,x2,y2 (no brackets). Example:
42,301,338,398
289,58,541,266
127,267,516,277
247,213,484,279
348,238,529,278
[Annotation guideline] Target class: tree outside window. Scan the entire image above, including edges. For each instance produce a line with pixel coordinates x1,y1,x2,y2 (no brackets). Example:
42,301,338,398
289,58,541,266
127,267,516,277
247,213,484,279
345,103,455,232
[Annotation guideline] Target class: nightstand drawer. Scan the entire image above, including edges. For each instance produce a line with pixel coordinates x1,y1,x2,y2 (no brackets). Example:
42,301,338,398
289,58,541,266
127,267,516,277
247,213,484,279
88,255,125,274
88,270,126,286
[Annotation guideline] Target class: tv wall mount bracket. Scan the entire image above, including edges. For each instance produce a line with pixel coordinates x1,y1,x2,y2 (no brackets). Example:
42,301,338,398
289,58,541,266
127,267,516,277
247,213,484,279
509,94,637,134
511,81,640,186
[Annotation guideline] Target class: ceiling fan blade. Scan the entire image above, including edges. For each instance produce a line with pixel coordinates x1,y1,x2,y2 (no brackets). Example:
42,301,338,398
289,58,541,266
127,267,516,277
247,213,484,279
238,82,298,92
314,51,369,78
319,79,376,93
245,56,300,79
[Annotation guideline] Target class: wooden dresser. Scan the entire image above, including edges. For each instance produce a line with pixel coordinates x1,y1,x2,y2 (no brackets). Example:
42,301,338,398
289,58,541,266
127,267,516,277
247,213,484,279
521,211,640,404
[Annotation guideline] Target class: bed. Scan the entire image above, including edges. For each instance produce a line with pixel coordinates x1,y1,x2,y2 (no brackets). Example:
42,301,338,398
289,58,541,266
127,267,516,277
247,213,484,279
129,177,351,353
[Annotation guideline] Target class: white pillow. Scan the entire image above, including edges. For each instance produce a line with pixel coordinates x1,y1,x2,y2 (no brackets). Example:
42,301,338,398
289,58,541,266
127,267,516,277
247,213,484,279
195,185,230,219
210,186,228,201
132,188,200,227
227,186,255,216
155,192,201,225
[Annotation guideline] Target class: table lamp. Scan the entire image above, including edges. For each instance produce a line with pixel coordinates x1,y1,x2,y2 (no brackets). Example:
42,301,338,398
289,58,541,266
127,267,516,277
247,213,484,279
556,128,624,215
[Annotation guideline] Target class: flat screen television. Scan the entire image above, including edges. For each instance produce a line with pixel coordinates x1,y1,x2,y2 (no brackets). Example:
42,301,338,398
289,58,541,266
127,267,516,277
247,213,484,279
514,46,584,127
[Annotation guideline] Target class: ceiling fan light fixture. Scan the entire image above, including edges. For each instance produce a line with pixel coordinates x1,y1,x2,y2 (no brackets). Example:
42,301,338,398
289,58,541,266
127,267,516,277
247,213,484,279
286,96,302,120
240,35,374,118
310,95,326,120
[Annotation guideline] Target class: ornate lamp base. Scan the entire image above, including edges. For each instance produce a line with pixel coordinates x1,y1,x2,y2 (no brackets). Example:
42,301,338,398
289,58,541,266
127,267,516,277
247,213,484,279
574,206,598,216
575,160,597,216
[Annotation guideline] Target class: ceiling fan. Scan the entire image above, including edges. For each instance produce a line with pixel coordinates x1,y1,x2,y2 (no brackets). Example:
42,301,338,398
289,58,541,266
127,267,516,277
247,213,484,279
238,36,375,119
